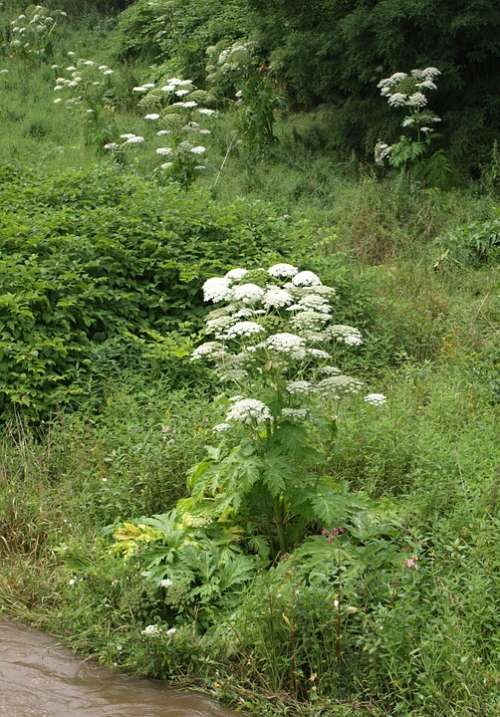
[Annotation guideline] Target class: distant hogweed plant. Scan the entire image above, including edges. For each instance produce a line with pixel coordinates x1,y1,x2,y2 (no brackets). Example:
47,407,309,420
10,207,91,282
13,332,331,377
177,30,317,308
375,67,442,170
105,75,217,187
8,3,67,58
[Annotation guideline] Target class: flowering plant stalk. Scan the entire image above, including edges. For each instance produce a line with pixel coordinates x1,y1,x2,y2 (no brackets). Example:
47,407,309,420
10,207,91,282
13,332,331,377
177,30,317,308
186,264,380,556
8,3,67,59
375,67,442,170
106,75,217,187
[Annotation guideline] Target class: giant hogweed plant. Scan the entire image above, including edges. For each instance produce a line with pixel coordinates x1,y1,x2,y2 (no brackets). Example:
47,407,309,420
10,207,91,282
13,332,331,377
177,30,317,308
103,75,217,187
112,265,388,634
374,67,443,172
7,3,67,59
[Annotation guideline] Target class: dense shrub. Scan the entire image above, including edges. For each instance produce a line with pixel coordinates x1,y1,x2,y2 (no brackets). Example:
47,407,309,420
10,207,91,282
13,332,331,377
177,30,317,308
0,166,293,420
113,0,248,80
247,0,500,170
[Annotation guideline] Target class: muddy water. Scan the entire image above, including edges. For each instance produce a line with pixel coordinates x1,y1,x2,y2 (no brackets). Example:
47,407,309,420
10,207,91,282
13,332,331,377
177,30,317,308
0,621,236,717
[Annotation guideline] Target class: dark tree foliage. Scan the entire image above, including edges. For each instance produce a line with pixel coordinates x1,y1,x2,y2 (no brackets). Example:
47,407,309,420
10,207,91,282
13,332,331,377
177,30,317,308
247,0,500,169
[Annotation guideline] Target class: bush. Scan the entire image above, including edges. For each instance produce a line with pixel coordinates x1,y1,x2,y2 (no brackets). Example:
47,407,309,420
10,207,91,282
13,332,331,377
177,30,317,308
0,165,293,420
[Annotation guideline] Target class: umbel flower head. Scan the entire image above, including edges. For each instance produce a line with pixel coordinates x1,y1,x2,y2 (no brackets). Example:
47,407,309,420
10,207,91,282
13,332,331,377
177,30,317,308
191,264,384,429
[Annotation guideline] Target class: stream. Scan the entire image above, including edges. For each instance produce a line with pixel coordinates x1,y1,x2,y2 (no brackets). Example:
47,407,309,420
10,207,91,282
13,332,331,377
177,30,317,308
0,621,236,716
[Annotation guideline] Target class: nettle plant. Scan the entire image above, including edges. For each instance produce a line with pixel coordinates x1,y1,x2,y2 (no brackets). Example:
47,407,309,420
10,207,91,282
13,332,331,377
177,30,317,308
374,67,442,170
105,76,217,187
8,3,67,59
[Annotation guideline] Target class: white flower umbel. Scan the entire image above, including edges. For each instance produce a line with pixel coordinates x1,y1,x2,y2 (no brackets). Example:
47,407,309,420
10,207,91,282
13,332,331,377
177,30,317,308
226,398,271,425
191,341,225,360
159,578,173,588
225,268,248,282
364,393,387,406
329,325,363,346
232,283,264,305
266,332,306,358
203,277,232,303
282,408,308,422
263,287,293,309
318,375,363,396
268,263,298,279
141,625,161,638
286,380,314,395
292,271,321,287
205,315,235,336
226,321,264,339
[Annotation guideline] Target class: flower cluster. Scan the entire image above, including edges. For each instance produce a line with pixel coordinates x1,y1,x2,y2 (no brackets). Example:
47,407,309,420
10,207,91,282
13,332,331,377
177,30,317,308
107,75,217,185
8,4,67,58
193,264,376,429
52,53,115,112
375,67,442,168
141,624,176,638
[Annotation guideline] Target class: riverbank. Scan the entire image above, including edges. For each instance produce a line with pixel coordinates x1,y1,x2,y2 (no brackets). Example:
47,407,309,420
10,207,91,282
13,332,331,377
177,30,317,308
0,2,499,716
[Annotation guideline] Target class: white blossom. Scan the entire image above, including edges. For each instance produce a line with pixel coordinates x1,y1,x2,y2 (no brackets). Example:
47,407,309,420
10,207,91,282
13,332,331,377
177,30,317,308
266,333,306,358
225,268,248,282
286,380,313,395
233,283,264,305
203,277,231,303
387,92,408,107
297,294,332,313
226,398,271,425
318,375,363,395
159,578,173,588
263,287,293,309
268,263,298,279
329,325,363,346
364,393,387,406
226,321,264,339
213,422,231,433
292,271,321,287
144,113,160,120
156,147,172,156
282,408,308,421
190,145,206,155
124,135,145,144
205,315,235,336
141,625,161,637
191,341,225,360
407,92,427,108
307,348,331,360
318,365,341,376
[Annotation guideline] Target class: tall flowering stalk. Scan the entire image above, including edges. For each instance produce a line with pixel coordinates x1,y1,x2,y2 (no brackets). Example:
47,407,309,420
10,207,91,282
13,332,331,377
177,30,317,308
188,264,376,556
8,4,67,59
106,75,217,186
375,67,442,170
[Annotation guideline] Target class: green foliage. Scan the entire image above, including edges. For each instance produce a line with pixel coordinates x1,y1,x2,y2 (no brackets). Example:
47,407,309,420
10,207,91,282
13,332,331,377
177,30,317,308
0,166,293,420
113,0,248,80
247,0,500,169
434,215,500,268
